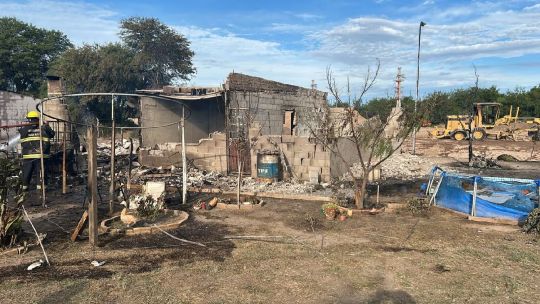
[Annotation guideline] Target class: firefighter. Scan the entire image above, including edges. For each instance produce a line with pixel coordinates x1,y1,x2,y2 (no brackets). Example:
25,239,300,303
19,111,55,191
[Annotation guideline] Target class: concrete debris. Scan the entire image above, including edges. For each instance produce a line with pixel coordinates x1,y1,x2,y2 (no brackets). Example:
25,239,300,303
91,260,106,267
348,153,436,180
27,259,44,271
97,139,140,156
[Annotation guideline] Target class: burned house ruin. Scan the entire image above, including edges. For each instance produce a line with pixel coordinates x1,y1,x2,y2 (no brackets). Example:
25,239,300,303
137,73,366,183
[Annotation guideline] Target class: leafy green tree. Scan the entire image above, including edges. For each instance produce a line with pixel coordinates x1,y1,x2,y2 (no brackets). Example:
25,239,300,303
0,17,71,96
357,96,415,121
51,43,142,125
120,17,195,88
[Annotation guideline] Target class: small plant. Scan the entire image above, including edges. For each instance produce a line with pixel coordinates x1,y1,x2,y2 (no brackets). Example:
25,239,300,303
0,158,24,248
407,197,431,216
321,203,340,220
523,208,540,234
130,194,164,220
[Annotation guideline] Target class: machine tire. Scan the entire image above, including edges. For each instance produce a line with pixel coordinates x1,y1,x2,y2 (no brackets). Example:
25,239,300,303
472,128,486,141
452,131,466,141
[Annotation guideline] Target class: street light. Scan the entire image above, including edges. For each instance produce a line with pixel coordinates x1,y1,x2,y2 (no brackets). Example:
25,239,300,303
412,21,426,155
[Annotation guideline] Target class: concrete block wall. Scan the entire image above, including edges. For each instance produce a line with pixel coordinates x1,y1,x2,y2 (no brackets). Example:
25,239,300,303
226,73,327,138
250,133,332,183
0,91,40,144
139,132,227,173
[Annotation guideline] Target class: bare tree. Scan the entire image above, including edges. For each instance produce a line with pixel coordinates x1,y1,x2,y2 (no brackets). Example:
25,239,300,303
227,91,262,206
308,60,434,209
468,66,480,165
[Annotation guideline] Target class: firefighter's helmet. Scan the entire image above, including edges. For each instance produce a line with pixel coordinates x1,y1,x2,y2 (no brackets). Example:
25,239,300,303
26,111,40,119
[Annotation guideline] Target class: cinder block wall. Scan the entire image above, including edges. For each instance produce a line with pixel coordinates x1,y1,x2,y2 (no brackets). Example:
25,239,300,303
226,73,327,137
0,91,40,143
139,132,227,173
250,131,332,183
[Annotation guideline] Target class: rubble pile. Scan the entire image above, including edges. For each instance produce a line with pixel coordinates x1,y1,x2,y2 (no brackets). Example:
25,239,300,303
381,153,436,179
97,139,140,157
348,153,435,180
187,169,325,194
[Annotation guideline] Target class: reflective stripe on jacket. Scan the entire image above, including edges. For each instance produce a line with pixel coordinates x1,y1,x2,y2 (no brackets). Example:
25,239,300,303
18,124,55,158
22,154,51,159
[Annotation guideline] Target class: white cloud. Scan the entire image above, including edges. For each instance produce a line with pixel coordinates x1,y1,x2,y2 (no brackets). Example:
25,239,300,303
0,0,119,44
1,0,539,97
309,3,540,96
176,26,326,88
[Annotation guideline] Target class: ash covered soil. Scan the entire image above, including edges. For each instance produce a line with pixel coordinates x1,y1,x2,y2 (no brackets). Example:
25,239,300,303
1,183,540,303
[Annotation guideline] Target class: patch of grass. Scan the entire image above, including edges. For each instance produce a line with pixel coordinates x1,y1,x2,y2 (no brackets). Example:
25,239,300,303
502,275,520,294
508,249,539,264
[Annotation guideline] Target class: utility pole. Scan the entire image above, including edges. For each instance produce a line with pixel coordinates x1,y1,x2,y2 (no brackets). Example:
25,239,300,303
395,67,403,108
412,21,426,155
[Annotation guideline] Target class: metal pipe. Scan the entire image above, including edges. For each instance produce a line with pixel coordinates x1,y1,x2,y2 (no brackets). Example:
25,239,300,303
38,109,46,207
109,94,116,215
62,121,67,194
412,21,426,155
181,106,187,204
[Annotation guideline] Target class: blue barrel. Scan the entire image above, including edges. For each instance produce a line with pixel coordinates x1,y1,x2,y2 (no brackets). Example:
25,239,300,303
257,153,280,181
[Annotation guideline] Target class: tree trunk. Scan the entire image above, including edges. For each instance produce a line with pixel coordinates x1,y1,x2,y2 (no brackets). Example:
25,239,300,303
354,173,369,209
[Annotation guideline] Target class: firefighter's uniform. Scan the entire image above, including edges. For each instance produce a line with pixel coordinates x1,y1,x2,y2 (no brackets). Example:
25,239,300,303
18,111,55,191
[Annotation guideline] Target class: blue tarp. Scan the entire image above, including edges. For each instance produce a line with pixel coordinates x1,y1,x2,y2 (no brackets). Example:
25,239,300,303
432,170,539,222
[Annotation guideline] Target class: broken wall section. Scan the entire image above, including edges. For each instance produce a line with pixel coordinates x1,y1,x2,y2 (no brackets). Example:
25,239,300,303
226,73,327,137
140,96,226,147
139,132,227,173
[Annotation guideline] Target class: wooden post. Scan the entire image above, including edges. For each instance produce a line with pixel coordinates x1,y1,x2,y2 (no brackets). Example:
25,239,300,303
109,95,116,215
62,122,67,194
38,109,46,207
87,126,98,247
181,106,187,204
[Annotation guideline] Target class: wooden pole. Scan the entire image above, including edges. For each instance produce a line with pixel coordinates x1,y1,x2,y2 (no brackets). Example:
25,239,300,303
181,106,187,204
38,109,46,207
87,126,98,247
62,122,67,194
109,95,116,215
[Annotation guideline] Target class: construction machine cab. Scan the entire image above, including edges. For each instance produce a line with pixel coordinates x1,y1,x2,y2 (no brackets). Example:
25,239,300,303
473,103,500,128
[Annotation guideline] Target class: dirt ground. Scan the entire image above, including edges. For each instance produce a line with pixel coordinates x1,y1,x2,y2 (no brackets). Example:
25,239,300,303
1,136,539,303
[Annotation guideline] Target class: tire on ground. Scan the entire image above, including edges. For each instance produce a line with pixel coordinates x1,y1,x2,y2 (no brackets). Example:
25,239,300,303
452,131,467,141
472,128,486,141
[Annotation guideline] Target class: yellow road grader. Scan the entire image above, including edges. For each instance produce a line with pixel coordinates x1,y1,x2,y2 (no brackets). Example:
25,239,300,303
430,102,540,141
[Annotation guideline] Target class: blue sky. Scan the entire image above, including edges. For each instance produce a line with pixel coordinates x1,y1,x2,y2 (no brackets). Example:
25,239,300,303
1,0,540,100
